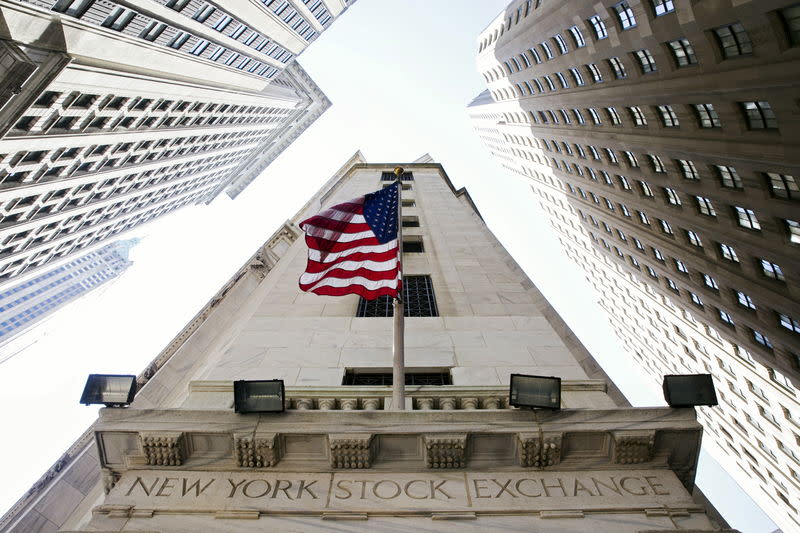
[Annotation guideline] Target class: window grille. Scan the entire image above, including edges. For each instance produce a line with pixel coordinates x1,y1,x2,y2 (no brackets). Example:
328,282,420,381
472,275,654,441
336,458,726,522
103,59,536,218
667,39,697,67
342,370,452,386
714,23,752,58
356,275,438,317
381,171,414,181
634,49,657,73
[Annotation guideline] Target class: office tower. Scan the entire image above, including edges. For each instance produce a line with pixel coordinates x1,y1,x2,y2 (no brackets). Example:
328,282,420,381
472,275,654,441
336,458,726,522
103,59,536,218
0,152,725,532
0,0,353,289
469,0,800,529
0,237,137,355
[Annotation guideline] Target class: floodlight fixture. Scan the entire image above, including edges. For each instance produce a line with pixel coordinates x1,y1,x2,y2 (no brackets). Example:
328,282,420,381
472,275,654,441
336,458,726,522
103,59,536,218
662,374,718,408
80,374,136,407
509,374,561,409
233,379,285,413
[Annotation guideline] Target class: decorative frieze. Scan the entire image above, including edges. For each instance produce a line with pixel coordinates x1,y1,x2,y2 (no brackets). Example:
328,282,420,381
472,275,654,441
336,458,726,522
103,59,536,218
340,398,358,410
424,434,468,469
362,398,380,410
140,432,184,467
613,431,655,465
516,432,563,468
329,433,375,469
234,433,282,468
415,397,434,410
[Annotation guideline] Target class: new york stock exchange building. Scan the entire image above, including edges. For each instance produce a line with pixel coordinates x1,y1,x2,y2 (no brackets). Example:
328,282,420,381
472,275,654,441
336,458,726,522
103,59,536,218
0,153,733,532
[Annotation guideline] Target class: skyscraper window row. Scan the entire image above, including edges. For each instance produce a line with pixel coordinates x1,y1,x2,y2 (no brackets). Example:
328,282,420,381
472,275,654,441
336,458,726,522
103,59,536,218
49,0,290,76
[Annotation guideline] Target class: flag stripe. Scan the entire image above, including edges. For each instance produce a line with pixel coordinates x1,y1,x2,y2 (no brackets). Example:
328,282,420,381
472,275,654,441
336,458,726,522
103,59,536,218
298,183,400,300
300,260,399,284
304,248,399,274
306,239,398,263
301,273,400,293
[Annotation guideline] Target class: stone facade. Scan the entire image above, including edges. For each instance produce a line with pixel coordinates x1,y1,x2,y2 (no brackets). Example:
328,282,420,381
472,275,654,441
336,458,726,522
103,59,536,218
0,152,729,531
469,1,799,530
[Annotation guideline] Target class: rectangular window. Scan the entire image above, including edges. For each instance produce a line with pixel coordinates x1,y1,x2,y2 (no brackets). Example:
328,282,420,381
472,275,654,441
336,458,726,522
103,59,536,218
719,243,739,262
569,26,586,47
540,41,554,60
779,313,800,334
139,21,166,40
759,258,785,281
381,171,414,181
656,105,679,127
734,206,759,229
553,34,568,54
779,5,800,46
635,49,657,73
741,101,778,130
652,0,675,16
686,230,702,247
588,108,602,125
693,104,722,128
606,107,622,125
589,15,608,39
695,196,716,216
639,180,654,197
648,154,665,172
667,38,697,67
786,219,800,243
765,172,798,199
664,187,681,205
628,106,647,126
102,7,136,31
586,63,602,83
716,165,742,188
570,67,585,86
402,239,424,253
356,275,438,317
714,22,753,58
607,57,627,78
677,159,698,179
614,1,637,29
342,369,452,386
752,329,773,350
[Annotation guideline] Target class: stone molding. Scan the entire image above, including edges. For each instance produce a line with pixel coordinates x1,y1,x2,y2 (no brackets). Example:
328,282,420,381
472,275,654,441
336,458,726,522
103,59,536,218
188,381,607,411
93,406,703,494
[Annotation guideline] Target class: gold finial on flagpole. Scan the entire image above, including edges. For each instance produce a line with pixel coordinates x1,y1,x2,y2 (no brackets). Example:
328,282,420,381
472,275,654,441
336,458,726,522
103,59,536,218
394,166,404,176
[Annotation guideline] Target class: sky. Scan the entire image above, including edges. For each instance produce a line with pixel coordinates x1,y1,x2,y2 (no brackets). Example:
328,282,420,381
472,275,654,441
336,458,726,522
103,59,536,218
0,1,777,531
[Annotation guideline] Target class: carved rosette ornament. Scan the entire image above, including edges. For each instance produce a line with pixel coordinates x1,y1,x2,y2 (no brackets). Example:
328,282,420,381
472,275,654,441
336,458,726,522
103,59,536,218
613,430,656,464
234,433,282,468
140,432,184,466
424,434,468,469
516,432,563,468
329,433,375,469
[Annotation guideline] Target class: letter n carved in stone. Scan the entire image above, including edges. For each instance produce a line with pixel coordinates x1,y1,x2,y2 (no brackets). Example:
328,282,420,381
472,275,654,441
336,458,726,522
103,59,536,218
234,432,282,468
516,432,562,467
424,434,468,469
328,433,375,469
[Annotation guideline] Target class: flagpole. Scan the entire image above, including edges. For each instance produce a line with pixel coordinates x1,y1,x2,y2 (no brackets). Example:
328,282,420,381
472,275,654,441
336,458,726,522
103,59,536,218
392,166,405,411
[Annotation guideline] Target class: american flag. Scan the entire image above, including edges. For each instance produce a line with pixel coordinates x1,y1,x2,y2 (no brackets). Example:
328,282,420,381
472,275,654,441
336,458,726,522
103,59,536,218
298,182,401,299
